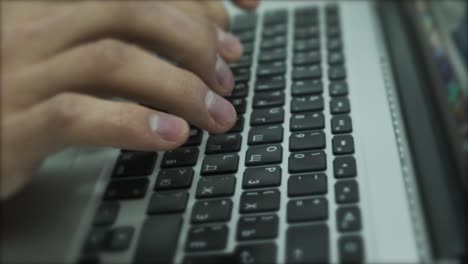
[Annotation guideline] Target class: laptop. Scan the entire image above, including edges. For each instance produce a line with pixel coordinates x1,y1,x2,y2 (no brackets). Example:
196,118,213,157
2,0,467,263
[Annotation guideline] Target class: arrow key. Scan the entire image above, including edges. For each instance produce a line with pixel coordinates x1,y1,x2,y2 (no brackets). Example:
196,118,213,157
335,180,359,204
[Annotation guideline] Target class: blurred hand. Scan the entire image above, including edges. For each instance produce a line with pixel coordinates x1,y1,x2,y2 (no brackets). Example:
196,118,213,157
0,0,259,199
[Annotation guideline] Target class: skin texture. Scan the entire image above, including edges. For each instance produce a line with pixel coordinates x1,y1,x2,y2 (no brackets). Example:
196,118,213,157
0,0,259,200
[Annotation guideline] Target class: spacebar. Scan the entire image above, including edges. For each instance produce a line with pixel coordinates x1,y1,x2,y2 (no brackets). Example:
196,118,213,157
134,215,182,263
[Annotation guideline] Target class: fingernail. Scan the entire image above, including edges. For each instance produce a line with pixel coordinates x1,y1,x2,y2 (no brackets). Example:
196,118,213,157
215,56,235,93
217,28,243,56
149,113,186,142
205,90,237,127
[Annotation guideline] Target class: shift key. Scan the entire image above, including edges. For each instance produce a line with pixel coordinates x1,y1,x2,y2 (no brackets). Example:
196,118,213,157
134,215,182,263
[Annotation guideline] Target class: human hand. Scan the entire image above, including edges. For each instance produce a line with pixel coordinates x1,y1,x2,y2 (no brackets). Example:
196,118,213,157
0,0,258,199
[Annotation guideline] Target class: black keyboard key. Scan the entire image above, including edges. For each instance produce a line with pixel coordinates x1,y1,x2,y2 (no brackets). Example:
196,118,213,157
294,39,320,52
201,154,239,175
290,112,324,131
161,147,199,168
287,197,328,222
327,37,342,51
184,255,232,264
327,25,341,38
328,51,345,65
237,215,279,240
290,131,325,151
288,151,327,173
291,95,324,113
294,26,319,39
293,51,321,66
331,115,352,134
261,35,287,50
155,168,193,190
230,116,245,132
257,62,286,77
334,156,357,178
259,48,287,63
93,202,119,226
253,91,285,108
329,66,347,80
335,180,359,204
295,6,319,17
229,98,247,114
104,226,134,251
134,215,182,263
232,13,257,31
232,67,251,77
330,81,349,96
263,9,287,25
234,243,277,263
248,125,283,145
186,225,228,252
104,178,148,200
112,151,157,178
240,189,280,213
191,199,232,223
293,65,322,80
196,175,236,198
332,135,355,155
339,236,365,263
205,134,242,154
184,127,203,146
337,206,362,232
243,165,281,189
147,191,188,214
288,173,327,197
330,97,350,114
286,225,329,263
230,82,249,98
83,228,108,253
237,30,256,43
291,80,323,95
235,72,251,83
263,24,287,37
245,144,282,166
243,42,254,54
325,3,339,15
256,75,285,92
230,56,252,69
251,107,284,126
295,16,319,27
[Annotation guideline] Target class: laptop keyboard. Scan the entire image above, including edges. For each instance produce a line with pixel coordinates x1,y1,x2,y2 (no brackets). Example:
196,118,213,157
81,4,365,264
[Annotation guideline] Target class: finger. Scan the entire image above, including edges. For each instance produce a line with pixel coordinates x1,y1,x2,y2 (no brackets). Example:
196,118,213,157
0,93,189,199
166,1,242,61
24,39,237,134
216,26,244,62
199,1,230,29
233,0,260,10
26,1,234,96
38,93,190,150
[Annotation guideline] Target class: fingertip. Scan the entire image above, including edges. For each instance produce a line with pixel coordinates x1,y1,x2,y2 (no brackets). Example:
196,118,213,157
217,28,244,60
149,112,189,147
205,90,237,132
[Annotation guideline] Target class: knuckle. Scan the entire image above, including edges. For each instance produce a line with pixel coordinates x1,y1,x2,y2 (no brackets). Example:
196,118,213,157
46,94,82,126
189,21,217,68
86,39,132,80
216,8,230,29
174,71,207,103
